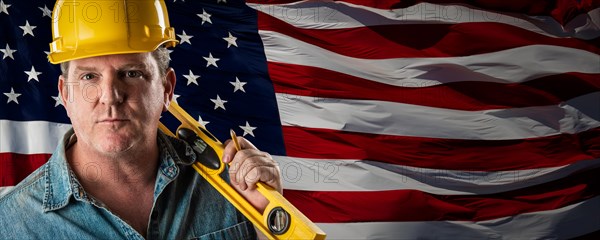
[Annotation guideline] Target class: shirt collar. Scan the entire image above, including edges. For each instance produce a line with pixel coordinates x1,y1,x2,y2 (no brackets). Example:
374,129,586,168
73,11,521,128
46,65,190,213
42,129,197,212
42,128,76,212
156,130,197,179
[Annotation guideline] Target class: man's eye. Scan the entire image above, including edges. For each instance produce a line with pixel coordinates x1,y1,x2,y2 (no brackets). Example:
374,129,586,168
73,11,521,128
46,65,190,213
81,74,95,80
126,71,143,78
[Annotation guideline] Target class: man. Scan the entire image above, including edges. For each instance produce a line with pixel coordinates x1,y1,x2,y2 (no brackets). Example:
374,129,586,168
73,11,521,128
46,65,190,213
0,0,281,239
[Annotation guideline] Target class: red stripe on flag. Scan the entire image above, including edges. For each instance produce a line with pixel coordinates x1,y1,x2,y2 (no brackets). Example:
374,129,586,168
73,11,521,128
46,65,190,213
284,167,600,222
0,153,50,187
257,12,600,59
270,62,600,110
282,126,600,171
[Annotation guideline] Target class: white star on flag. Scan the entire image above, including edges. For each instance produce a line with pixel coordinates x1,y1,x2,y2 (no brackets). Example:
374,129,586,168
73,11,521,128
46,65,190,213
183,69,200,86
24,66,42,82
203,53,219,68
51,95,64,107
1,43,17,60
223,32,238,48
19,20,36,36
239,121,256,137
39,5,52,17
197,116,210,128
210,95,227,110
0,0,10,15
197,9,212,25
177,30,193,45
230,77,247,93
4,88,21,104
172,94,181,103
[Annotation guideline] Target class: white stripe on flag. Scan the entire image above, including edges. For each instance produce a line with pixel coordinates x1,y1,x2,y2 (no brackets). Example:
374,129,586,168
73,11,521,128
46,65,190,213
276,93,600,140
0,120,71,154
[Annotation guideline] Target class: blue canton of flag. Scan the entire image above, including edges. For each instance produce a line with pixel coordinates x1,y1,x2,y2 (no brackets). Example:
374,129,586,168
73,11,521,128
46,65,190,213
163,0,285,155
0,0,66,123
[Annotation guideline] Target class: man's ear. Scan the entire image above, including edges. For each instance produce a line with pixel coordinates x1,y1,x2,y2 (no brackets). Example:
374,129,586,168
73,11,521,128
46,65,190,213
58,75,71,117
163,68,176,112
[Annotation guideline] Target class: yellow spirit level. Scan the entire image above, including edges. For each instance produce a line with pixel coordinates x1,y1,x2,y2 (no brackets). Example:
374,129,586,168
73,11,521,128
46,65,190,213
159,101,326,240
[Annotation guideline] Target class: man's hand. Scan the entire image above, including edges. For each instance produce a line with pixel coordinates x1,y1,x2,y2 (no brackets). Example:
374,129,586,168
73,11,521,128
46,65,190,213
223,137,282,213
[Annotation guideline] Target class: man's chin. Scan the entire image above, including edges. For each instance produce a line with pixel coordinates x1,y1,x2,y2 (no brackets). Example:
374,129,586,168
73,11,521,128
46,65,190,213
94,134,136,155
95,143,134,156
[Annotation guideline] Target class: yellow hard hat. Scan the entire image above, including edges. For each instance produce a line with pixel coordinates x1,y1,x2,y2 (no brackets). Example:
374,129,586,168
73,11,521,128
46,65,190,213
48,0,178,64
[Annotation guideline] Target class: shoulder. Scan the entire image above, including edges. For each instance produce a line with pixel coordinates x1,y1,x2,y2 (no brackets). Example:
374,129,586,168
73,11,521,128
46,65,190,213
0,163,47,235
157,130,197,165
0,163,46,205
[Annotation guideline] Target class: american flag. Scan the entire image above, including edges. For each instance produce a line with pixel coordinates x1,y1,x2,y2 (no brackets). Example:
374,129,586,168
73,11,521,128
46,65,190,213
1,0,599,239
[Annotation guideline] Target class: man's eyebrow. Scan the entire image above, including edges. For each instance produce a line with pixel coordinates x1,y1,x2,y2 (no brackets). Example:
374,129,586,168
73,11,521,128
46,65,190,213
119,63,149,70
73,64,150,73
73,66,97,73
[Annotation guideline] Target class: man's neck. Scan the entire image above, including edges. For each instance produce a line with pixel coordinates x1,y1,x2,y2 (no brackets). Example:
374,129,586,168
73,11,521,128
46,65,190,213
67,137,159,193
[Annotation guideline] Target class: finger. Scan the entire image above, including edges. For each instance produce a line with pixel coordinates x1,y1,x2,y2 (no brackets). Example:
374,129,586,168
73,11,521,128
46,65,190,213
244,167,260,190
246,165,280,191
227,154,240,186
235,155,264,190
228,149,265,187
258,164,282,193
223,136,257,163
236,154,278,191
236,136,258,150
222,139,237,164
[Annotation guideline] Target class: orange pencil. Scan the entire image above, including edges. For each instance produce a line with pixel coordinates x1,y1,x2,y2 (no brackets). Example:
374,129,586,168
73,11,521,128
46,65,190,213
230,129,241,151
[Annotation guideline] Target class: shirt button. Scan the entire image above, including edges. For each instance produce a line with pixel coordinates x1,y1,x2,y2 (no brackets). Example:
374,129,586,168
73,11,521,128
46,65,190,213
166,166,176,177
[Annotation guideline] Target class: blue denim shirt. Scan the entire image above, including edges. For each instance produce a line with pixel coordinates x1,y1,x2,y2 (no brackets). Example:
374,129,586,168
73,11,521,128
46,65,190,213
0,129,256,240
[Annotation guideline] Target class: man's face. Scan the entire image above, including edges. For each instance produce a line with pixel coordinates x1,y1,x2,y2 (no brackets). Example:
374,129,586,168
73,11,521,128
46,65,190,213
58,52,174,157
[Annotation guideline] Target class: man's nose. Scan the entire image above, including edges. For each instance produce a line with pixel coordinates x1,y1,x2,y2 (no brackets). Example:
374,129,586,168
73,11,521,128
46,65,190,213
98,74,124,105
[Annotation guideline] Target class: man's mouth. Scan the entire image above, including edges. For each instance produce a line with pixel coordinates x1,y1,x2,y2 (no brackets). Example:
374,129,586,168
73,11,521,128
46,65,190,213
98,118,129,123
